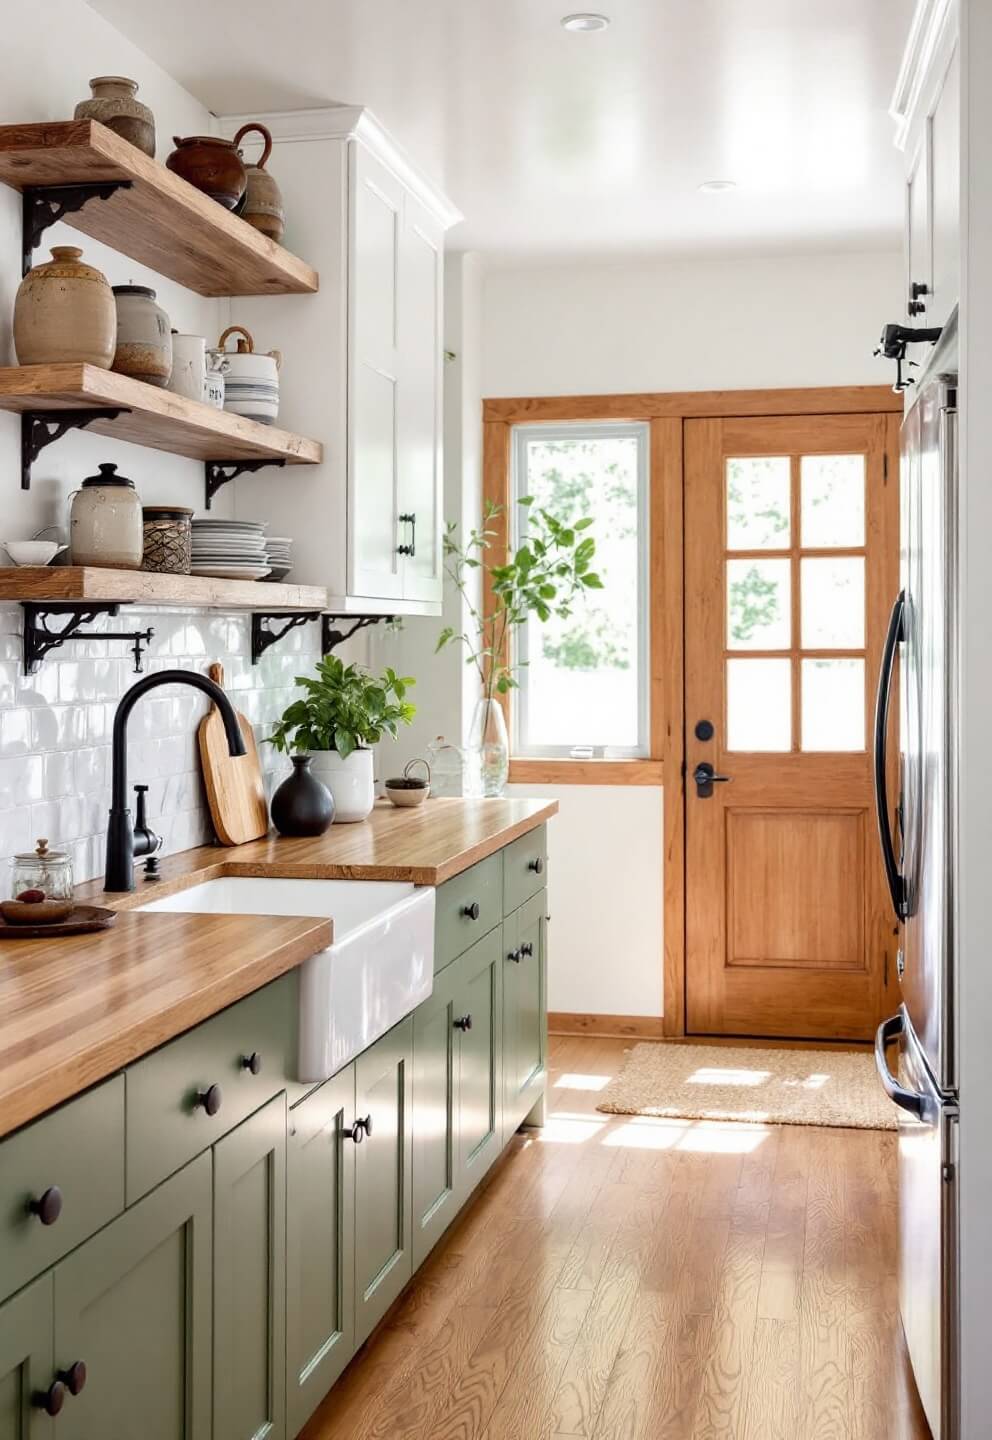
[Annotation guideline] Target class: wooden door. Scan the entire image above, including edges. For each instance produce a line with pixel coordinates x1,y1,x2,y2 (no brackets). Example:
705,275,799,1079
684,413,900,1040
213,1094,286,1440
53,1152,212,1440
286,1067,356,1437
0,1275,53,1440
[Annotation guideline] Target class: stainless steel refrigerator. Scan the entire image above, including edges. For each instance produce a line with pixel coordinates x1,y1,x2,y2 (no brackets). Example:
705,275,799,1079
874,312,959,1440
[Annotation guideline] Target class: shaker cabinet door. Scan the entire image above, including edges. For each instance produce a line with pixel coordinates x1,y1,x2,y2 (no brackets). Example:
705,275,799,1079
0,1275,54,1440
286,1067,357,1437
213,1094,287,1440
411,961,459,1268
52,1153,212,1440
353,1018,413,1347
503,893,548,1136
455,928,503,1199
930,45,960,328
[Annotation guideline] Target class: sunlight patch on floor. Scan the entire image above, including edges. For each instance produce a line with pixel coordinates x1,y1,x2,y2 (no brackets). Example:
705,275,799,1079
686,1066,772,1088
537,1112,608,1143
554,1072,612,1092
781,1072,831,1090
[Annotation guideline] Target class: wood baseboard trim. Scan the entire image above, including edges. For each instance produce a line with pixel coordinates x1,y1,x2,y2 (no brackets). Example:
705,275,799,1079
548,1011,666,1039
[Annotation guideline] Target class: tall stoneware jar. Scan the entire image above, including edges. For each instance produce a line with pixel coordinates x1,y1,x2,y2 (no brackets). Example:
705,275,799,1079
14,247,116,368
74,76,156,157
69,463,144,569
112,285,172,387
233,122,285,242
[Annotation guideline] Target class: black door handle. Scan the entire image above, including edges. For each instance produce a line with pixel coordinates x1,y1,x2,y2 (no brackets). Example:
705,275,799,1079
397,512,417,557
874,591,906,920
692,762,732,798
454,1015,473,1031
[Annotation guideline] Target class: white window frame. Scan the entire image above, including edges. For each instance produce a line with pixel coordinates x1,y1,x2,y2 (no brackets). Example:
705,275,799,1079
510,420,651,761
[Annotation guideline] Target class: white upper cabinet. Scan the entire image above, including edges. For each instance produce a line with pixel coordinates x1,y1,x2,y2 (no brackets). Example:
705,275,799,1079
220,108,461,615
892,1,960,332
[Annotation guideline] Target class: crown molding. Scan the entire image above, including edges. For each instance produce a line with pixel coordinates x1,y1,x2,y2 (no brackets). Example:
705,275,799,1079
890,0,958,150
218,104,463,230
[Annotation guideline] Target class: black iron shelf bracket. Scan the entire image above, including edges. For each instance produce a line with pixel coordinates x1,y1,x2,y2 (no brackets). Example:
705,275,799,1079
251,611,321,665
205,458,286,510
22,603,155,676
22,409,131,491
22,181,133,277
321,614,393,655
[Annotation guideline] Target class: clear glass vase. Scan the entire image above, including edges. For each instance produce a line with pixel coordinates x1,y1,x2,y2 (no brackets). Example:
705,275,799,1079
469,697,509,797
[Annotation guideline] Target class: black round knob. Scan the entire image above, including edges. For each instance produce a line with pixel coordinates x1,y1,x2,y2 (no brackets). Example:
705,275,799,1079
194,1084,222,1117
520,941,534,958
462,901,481,921
360,1113,372,1139
241,1052,262,1076
344,1118,367,1144
59,1362,87,1397
507,948,521,964
454,1014,473,1032
28,1186,63,1226
528,857,544,875
34,1381,65,1417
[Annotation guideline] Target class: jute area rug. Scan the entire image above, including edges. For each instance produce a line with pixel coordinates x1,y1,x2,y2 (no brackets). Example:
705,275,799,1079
596,1042,898,1131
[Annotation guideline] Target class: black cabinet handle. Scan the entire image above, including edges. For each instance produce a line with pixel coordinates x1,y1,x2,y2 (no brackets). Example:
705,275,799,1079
194,1084,222,1117
344,1114,372,1144
520,941,534,958
34,1381,65,1417
453,1014,473,1032
397,512,417,557
58,1362,87,1397
241,1052,262,1076
507,948,521,964
28,1185,63,1226
462,901,481,920
362,1113,373,1139
528,857,544,875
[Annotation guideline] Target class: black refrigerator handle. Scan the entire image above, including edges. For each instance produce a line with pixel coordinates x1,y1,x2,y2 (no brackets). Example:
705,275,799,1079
874,590,906,921
875,1012,925,1119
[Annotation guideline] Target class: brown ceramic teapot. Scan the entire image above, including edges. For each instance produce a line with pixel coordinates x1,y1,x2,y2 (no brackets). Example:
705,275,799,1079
166,135,247,211
233,123,286,243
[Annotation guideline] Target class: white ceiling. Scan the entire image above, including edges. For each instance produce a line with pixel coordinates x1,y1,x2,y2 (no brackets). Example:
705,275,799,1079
87,0,912,262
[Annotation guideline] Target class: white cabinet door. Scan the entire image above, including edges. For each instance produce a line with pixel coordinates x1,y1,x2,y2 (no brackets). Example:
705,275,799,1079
397,195,444,605
906,132,932,324
930,46,960,329
349,144,405,602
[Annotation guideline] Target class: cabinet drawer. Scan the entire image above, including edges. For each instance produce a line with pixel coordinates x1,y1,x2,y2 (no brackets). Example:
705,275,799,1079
434,853,502,972
0,1076,124,1304
502,826,548,916
126,974,295,1203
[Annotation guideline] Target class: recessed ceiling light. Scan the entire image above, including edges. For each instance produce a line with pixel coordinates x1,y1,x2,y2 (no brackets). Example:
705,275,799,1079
698,179,737,194
561,13,611,32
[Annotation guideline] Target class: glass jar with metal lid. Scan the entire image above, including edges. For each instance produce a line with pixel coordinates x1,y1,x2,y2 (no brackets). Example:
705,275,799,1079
8,839,74,921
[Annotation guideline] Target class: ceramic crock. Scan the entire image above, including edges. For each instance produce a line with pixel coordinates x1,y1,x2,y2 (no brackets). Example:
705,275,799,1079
167,333,206,402
112,285,172,387
69,463,143,569
218,324,281,424
309,748,375,823
166,135,247,210
74,76,155,157
13,246,116,368
233,122,286,243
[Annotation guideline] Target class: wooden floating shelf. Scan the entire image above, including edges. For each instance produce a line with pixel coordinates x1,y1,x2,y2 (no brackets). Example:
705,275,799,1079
0,120,318,296
0,364,322,466
0,567,329,613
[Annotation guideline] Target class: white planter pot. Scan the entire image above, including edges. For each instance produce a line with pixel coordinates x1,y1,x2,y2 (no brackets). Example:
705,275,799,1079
309,748,375,823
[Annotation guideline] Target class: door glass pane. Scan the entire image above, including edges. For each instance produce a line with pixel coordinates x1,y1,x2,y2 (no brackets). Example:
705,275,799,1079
800,455,866,548
727,658,791,750
727,559,791,650
801,557,865,648
726,457,791,550
801,658,865,750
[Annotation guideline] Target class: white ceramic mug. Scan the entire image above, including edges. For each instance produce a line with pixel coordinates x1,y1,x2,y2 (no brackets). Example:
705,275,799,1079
167,333,206,402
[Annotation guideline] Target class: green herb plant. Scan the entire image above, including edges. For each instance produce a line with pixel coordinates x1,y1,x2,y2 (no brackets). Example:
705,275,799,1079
267,655,416,759
436,498,603,703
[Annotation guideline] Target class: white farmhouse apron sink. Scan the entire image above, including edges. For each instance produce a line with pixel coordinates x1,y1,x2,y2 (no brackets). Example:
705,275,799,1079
137,877,435,1080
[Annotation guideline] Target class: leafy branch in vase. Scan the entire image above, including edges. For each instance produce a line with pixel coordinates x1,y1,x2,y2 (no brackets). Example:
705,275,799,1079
435,497,603,703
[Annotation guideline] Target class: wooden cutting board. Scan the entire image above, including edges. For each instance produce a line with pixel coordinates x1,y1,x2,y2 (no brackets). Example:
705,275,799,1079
197,662,269,845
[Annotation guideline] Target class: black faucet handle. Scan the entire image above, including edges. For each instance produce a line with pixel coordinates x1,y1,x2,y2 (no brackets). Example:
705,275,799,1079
133,783,149,825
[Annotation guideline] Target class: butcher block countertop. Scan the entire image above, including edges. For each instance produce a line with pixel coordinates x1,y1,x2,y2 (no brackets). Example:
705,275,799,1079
0,798,556,1138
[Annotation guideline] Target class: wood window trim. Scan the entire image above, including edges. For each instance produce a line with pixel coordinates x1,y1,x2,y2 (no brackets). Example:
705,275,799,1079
483,385,900,1040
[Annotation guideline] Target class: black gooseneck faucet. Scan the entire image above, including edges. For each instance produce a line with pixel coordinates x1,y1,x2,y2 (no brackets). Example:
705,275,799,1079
105,669,246,892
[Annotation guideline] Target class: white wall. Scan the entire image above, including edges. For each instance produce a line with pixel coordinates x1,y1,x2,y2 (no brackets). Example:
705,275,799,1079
482,249,903,1019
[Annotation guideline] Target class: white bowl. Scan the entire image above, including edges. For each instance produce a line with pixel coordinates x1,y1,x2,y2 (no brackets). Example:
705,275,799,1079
3,541,66,566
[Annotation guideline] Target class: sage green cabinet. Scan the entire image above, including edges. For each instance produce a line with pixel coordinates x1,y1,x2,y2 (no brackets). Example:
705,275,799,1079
455,927,503,1196
52,1151,212,1440
353,1017,413,1347
411,957,460,1267
213,1094,286,1440
434,852,502,973
0,1275,53,1440
502,890,547,1136
502,825,547,916
286,1068,356,1437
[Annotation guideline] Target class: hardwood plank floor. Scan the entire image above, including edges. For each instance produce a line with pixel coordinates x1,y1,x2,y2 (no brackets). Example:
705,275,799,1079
301,1036,930,1440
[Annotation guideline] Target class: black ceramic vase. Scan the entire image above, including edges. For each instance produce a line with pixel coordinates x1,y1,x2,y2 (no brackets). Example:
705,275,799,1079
271,755,335,836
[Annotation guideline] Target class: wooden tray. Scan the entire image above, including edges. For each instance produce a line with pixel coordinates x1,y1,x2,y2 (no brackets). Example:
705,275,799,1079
0,905,117,939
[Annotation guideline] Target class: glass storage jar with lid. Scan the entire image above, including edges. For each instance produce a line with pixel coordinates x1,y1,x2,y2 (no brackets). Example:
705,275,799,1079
8,838,74,922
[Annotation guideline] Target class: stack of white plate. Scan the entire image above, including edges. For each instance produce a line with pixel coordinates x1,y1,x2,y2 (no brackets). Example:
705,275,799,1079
264,536,293,582
190,519,270,580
